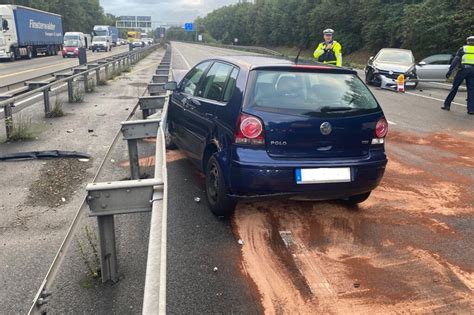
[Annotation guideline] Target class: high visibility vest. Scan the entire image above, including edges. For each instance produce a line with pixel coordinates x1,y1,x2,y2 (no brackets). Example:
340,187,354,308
313,41,342,67
462,45,474,65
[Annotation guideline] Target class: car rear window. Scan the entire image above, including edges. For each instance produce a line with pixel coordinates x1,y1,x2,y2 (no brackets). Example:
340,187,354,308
246,70,379,117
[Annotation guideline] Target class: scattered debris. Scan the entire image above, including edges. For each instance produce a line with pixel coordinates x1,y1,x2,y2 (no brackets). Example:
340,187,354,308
88,129,94,133
238,239,245,245
110,159,115,163
353,282,361,288
78,158,90,162
213,267,218,272
27,159,92,208
96,113,107,116
194,197,201,203
66,129,74,133
0,150,91,161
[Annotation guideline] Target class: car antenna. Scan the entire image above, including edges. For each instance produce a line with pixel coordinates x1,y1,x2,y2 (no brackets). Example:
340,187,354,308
294,34,311,64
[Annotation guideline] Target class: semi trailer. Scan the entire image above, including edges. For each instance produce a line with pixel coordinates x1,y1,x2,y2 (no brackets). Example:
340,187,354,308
0,5,63,61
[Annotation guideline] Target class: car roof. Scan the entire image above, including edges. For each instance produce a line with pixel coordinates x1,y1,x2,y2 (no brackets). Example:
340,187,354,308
379,48,413,53
210,55,357,74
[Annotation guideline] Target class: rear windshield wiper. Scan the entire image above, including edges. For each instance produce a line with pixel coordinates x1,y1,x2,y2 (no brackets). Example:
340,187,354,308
320,106,356,113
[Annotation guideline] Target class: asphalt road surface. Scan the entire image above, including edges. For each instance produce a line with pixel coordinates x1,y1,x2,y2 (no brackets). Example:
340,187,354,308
167,42,474,313
0,45,130,88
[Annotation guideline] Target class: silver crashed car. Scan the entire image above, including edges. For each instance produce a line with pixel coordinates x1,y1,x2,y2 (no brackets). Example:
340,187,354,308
365,49,454,89
365,48,418,89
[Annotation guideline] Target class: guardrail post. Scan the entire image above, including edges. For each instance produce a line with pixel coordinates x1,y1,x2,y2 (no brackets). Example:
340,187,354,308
97,215,119,283
95,68,100,84
128,139,140,179
43,89,51,115
105,64,109,80
3,103,13,140
67,78,74,103
83,72,88,92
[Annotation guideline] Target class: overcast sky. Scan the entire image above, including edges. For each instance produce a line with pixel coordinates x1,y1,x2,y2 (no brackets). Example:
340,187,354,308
100,0,239,26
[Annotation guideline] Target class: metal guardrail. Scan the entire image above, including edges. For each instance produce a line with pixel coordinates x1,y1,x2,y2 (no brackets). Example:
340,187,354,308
27,45,168,315
176,40,283,56
142,49,171,314
1,44,159,140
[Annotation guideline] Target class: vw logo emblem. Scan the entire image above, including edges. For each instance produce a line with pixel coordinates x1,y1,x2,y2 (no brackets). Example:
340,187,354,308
320,122,332,135
389,70,394,75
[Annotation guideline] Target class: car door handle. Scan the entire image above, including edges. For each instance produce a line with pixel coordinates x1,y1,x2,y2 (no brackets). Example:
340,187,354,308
188,98,201,107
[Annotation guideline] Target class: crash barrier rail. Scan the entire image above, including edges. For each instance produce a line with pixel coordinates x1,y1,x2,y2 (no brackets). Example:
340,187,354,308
175,40,283,56
91,48,171,301
1,44,160,140
141,49,171,314
28,46,169,315
85,46,171,306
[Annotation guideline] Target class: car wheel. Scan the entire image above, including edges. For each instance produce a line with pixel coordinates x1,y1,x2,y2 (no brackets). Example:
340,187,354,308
344,191,371,205
365,69,374,85
165,125,177,150
9,50,15,61
27,47,33,59
408,81,418,90
205,155,236,217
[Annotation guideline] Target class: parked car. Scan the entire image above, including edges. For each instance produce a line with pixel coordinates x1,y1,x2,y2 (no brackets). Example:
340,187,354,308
365,48,418,89
91,36,111,52
61,39,81,58
416,54,453,82
165,56,388,216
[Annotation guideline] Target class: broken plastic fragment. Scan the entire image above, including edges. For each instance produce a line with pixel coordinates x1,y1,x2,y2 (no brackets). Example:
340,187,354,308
194,197,201,203
213,267,218,272
238,239,244,245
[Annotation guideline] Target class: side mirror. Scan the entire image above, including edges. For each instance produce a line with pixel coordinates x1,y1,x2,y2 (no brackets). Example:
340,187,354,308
369,56,374,61
164,81,178,91
418,61,426,66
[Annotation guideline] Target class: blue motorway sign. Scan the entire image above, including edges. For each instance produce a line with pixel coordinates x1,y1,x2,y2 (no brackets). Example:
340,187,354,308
184,23,193,32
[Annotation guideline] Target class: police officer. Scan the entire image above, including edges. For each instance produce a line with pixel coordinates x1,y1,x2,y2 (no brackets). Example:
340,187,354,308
442,35,474,114
313,29,342,67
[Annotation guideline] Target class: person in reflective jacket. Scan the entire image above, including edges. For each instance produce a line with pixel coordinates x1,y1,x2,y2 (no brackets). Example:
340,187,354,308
313,28,342,67
442,35,474,114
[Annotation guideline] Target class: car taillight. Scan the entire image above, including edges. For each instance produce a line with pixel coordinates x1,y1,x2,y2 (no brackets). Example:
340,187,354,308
372,117,388,144
234,113,265,145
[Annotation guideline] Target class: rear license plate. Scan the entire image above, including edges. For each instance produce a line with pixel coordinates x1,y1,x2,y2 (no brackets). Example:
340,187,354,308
295,168,352,184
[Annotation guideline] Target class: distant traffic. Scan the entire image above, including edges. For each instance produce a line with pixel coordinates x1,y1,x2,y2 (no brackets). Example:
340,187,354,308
0,4,155,61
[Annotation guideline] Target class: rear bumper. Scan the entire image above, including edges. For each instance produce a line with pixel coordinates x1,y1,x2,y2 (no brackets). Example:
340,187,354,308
227,148,387,199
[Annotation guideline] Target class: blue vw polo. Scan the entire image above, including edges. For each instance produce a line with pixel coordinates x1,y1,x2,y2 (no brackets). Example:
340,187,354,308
165,55,388,216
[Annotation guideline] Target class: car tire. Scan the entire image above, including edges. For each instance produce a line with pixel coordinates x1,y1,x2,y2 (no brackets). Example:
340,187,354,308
344,191,371,205
408,81,418,90
165,125,177,150
205,155,236,217
9,50,15,61
365,69,374,86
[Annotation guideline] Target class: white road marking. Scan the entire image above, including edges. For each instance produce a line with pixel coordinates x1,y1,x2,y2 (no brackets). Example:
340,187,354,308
405,91,467,108
172,43,191,69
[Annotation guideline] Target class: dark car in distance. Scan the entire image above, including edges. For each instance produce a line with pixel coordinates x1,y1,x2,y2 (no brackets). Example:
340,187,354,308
165,56,388,216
